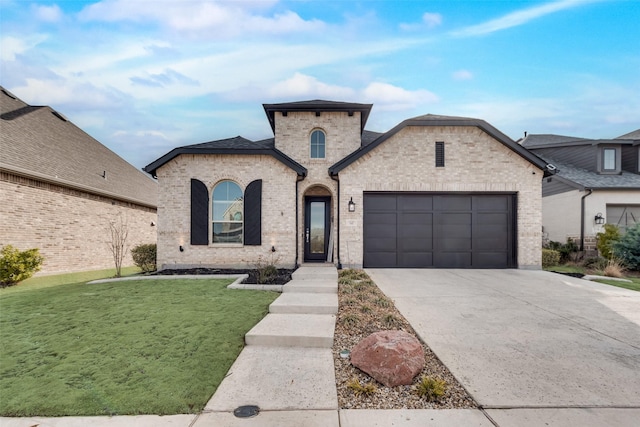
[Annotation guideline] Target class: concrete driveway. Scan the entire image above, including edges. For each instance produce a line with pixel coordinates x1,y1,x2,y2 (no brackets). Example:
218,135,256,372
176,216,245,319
366,269,640,425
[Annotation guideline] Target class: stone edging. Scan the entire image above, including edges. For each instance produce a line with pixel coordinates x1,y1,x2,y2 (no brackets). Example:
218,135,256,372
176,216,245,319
87,274,284,291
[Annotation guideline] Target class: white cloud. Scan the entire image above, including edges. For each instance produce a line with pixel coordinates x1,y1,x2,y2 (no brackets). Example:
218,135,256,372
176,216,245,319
265,73,355,99
422,13,442,28
0,34,48,61
78,0,323,38
362,82,439,111
32,4,63,23
452,70,473,81
451,0,594,37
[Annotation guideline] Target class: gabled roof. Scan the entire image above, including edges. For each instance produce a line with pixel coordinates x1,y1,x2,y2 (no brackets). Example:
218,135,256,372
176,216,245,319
263,100,372,134
0,86,157,208
330,114,551,175
616,129,640,140
522,133,639,149
536,155,640,190
143,136,307,177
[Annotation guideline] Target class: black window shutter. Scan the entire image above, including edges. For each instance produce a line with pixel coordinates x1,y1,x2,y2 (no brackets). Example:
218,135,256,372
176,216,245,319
191,179,209,245
244,179,262,246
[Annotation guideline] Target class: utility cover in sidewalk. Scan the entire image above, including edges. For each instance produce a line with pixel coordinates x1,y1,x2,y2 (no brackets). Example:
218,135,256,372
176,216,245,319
234,405,260,418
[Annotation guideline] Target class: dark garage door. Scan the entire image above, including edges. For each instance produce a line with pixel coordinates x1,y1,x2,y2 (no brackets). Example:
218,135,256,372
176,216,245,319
363,193,516,268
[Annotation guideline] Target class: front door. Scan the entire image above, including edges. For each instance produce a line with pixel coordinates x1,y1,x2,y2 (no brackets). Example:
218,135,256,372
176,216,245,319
304,197,331,262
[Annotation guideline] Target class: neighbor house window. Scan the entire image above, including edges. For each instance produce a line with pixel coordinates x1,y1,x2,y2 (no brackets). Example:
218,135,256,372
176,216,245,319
310,130,326,159
603,148,616,171
212,180,243,244
435,141,445,167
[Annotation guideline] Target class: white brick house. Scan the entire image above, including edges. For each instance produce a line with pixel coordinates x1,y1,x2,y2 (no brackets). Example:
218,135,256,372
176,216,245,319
145,101,552,270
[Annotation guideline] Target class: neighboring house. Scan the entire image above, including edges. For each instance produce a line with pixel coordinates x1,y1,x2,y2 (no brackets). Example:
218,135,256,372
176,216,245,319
145,100,553,270
522,130,640,252
0,87,157,275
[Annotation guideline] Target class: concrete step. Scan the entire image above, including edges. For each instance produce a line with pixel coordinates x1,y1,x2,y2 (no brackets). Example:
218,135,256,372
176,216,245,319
292,266,338,281
269,293,338,314
245,314,335,348
205,346,338,412
283,280,338,294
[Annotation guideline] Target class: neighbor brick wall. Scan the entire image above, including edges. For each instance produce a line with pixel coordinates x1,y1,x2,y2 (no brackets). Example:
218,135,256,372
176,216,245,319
338,125,544,269
155,154,299,269
0,172,157,275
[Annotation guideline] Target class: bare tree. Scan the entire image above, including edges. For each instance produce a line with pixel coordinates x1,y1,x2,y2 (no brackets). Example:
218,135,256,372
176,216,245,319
107,213,129,277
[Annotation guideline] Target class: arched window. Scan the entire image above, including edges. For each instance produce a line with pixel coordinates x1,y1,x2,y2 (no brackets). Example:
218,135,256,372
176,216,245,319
212,181,243,244
310,129,325,159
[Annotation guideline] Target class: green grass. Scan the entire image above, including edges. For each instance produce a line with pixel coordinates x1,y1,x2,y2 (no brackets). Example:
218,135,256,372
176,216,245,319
593,277,640,292
0,278,279,416
2,266,142,294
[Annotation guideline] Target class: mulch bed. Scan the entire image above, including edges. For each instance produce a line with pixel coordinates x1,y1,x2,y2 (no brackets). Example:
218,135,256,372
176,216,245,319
154,268,295,285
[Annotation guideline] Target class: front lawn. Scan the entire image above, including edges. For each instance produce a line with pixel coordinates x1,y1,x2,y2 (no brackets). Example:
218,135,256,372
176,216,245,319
0,278,279,416
545,264,640,292
592,277,640,292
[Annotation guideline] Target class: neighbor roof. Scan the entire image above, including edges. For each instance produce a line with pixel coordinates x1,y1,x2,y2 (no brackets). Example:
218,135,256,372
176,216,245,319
143,136,307,177
616,129,640,140
535,155,640,190
522,133,639,149
263,100,372,134
330,114,552,175
0,86,157,208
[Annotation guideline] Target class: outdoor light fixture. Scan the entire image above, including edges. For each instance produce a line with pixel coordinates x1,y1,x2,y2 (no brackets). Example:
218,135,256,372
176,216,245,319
179,245,184,252
348,197,355,212
594,213,605,225
271,245,276,252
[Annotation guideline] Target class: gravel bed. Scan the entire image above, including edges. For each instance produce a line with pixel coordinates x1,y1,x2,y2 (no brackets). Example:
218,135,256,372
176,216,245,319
333,270,477,409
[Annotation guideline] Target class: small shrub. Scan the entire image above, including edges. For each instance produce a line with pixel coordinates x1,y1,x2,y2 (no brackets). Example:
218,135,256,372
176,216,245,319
546,239,578,263
583,256,608,271
541,249,560,268
338,276,354,285
356,291,370,302
254,253,280,284
596,224,621,259
360,304,372,313
346,377,377,396
374,297,391,308
341,313,360,327
340,269,369,281
603,258,625,278
0,245,44,287
414,375,447,401
612,223,640,271
344,298,358,306
382,313,398,328
131,243,157,273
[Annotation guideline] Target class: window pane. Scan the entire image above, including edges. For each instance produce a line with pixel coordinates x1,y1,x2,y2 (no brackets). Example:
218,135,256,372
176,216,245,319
603,148,616,170
213,222,243,243
310,130,325,158
212,181,243,244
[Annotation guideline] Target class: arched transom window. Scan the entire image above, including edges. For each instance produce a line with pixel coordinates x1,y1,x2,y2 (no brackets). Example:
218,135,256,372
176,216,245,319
212,180,243,244
310,129,326,159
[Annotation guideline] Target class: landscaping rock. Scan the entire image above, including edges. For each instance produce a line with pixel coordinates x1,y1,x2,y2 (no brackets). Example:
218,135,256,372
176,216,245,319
350,330,425,387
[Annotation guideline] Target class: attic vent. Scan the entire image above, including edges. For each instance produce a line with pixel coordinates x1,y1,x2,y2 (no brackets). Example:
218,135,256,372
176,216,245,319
1,89,17,99
51,110,68,122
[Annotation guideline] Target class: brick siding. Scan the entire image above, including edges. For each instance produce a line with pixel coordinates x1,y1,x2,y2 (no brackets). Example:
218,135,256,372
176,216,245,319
0,172,157,275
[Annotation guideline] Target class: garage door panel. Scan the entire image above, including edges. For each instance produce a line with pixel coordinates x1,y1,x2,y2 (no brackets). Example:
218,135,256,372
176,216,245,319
474,195,508,211
399,195,433,210
400,252,433,267
364,252,397,268
435,252,472,268
474,252,509,268
364,194,397,211
435,195,471,211
363,193,514,269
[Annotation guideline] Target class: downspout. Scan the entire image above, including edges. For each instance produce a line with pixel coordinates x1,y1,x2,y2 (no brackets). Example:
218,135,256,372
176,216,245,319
330,173,342,269
295,174,306,268
580,188,593,251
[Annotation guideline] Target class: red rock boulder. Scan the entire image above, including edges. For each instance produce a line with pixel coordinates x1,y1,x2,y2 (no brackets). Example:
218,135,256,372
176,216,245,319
350,330,425,387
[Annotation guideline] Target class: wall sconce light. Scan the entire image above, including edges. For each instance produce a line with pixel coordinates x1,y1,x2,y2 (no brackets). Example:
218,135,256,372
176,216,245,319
594,213,605,225
271,245,276,252
179,245,184,252
348,197,355,212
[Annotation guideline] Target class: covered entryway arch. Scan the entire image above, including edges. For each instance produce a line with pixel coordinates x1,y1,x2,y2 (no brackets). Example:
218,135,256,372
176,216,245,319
303,185,333,263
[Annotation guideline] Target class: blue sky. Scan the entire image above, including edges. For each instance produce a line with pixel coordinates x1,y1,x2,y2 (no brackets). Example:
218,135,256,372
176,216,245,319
1,0,639,170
